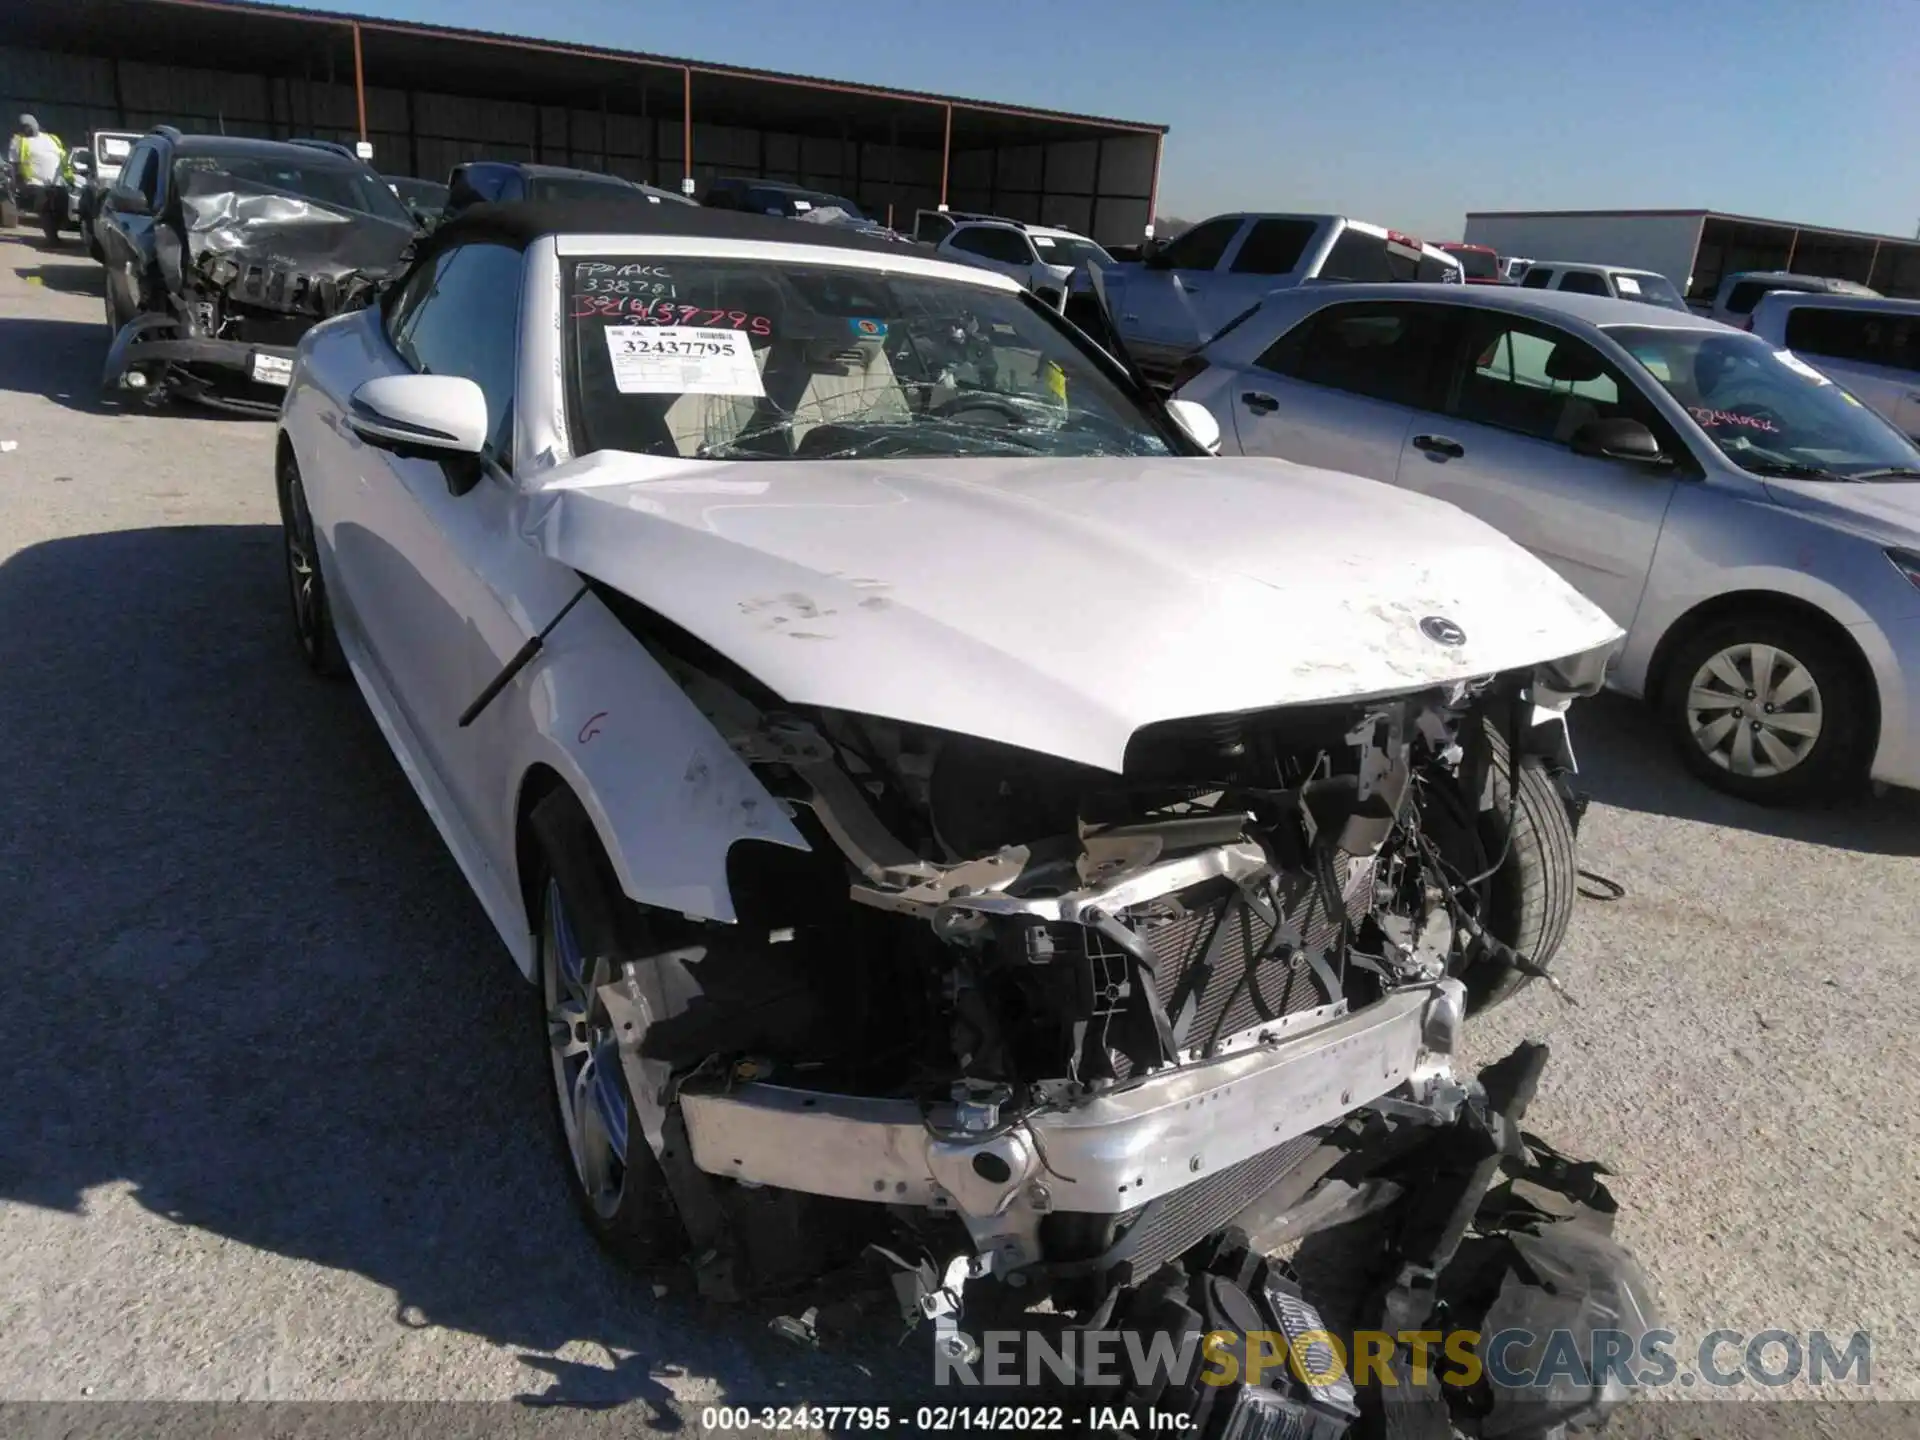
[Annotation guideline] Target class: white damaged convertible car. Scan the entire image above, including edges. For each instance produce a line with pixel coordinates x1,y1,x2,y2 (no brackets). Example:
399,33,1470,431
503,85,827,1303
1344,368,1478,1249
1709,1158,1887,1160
275,201,1624,1320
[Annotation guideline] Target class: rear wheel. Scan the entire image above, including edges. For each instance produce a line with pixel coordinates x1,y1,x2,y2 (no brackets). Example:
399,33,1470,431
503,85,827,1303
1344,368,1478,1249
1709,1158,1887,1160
1658,611,1868,806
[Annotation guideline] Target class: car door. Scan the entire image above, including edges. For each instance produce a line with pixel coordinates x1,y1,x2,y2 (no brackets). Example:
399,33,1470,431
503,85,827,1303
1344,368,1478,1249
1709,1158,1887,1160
1395,310,1680,626
336,240,528,841
1110,216,1246,356
99,139,164,317
95,139,143,267
1200,217,1320,339
1227,298,1448,481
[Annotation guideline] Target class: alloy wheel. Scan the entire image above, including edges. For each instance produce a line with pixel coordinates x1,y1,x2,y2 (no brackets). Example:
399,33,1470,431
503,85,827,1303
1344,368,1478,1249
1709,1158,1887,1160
283,472,323,662
542,878,630,1219
1684,642,1823,779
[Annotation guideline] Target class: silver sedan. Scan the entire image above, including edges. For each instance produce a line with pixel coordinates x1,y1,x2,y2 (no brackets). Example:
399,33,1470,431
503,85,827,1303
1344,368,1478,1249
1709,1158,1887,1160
1176,283,1920,804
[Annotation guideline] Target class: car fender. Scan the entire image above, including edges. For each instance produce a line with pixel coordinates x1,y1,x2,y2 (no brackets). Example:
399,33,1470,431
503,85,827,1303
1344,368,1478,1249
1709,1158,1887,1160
1615,477,1890,696
492,592,809,968
1618,559,1874,696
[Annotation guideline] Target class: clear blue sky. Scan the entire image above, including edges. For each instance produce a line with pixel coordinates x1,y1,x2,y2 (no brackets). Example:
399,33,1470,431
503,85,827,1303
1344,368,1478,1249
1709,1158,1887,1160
293,0,1917,241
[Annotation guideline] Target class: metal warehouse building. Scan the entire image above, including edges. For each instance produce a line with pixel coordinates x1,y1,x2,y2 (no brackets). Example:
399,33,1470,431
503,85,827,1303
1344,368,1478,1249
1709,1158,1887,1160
3,0,1167,245
1464,209,1920,303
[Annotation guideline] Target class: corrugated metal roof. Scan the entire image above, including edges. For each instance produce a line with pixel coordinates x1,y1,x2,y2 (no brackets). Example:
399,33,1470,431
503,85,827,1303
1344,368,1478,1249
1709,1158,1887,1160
147,0,1168,134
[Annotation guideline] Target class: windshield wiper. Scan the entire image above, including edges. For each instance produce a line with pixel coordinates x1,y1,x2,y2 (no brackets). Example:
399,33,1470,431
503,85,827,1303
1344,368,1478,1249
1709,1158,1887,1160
1740,458,1852,481
1845,467,1920,482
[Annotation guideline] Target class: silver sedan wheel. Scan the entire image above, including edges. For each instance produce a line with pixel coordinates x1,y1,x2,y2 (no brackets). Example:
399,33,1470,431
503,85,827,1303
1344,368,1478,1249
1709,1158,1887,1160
542,878,630,1219
1685,642,1823,778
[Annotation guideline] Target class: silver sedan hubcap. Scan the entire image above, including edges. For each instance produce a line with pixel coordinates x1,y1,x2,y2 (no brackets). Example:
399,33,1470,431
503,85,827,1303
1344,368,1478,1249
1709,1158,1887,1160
1686,642,1823,778
542,878,629,1218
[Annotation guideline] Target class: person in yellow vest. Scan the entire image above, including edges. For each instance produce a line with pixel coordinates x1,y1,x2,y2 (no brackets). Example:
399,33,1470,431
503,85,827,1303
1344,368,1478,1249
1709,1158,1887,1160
10,115,70,240
10,115,66,188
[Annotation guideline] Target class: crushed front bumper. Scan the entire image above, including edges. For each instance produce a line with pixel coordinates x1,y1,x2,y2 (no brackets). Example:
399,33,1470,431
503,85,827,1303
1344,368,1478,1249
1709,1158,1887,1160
674,980,1464,1272
103,313,296,415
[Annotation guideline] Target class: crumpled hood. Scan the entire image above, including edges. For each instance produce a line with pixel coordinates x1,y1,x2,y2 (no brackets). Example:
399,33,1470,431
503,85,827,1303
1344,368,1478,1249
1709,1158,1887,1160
1762,477,1920,547
175,170,415,315
527,452,1622,771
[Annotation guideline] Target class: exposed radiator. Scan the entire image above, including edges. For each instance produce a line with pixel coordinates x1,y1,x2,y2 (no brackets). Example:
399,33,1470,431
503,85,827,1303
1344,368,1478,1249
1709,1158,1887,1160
1114,1131,1323,1277
1136,865,1365,1056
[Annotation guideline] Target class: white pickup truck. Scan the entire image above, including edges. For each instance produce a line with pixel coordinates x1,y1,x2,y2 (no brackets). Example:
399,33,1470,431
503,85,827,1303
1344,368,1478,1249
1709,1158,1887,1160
1096,212,1463,382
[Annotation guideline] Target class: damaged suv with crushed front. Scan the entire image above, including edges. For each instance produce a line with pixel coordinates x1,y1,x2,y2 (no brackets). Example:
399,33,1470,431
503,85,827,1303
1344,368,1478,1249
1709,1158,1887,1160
98,128,417,412
275,200,1637,1431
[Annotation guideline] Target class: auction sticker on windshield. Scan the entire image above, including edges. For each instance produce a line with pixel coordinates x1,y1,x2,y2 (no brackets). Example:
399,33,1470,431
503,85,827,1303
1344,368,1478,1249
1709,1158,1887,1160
604,325,764,397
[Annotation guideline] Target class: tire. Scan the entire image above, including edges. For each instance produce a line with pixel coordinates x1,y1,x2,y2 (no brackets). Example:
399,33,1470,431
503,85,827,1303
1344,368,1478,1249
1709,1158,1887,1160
1471,730,1577,1011
1657,610,1869,806
276,452,346,677
87,229,104,264
1424,722,1577,1014
528,788,689,1272
104,261,133,338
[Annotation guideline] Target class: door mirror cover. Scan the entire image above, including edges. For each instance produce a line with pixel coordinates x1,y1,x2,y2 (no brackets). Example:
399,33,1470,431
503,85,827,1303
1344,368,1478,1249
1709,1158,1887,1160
1166,397,1222,454
1569,416,1665,465
106,184,149,216
348,374,489,458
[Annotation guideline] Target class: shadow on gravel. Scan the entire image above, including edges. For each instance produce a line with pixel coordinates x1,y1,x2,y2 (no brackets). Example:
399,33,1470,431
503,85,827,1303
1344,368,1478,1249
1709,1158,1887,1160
13,257,105,297
1570,690,1920,856
0,524,925,1418
0,315,120,415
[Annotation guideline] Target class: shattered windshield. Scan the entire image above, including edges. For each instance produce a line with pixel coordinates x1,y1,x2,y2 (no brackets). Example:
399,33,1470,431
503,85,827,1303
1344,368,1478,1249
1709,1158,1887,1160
564,255,1179,461
1611,324,1920,480
173,155,414,225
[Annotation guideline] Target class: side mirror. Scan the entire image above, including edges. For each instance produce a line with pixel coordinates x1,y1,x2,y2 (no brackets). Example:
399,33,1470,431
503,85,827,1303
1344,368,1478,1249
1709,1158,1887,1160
348,375,489,488
1569,416,1667,465
1166,397,1222,455
1142,240,1172,270
106,184,149,216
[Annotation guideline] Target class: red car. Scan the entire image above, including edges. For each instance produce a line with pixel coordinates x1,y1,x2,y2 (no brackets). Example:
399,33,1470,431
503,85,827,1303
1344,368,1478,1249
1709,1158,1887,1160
1438,241,1506,285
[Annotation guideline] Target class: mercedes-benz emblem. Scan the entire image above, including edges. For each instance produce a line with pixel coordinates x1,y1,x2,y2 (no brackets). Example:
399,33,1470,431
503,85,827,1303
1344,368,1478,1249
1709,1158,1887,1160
1420,615,1467,647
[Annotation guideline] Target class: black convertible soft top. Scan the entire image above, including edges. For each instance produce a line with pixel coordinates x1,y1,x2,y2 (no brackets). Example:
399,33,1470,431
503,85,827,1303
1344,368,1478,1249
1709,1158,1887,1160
419,198,915,264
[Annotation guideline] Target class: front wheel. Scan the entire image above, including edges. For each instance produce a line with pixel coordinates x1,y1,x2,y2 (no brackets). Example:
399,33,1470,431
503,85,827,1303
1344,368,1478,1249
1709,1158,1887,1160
277,454,346,677
1421,722,1578,1013
531,790,689,1272
1658,613,1869,806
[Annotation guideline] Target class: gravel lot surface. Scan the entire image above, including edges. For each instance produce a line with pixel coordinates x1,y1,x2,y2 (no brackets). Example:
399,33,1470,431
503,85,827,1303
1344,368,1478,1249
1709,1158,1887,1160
1,231,1915,1435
